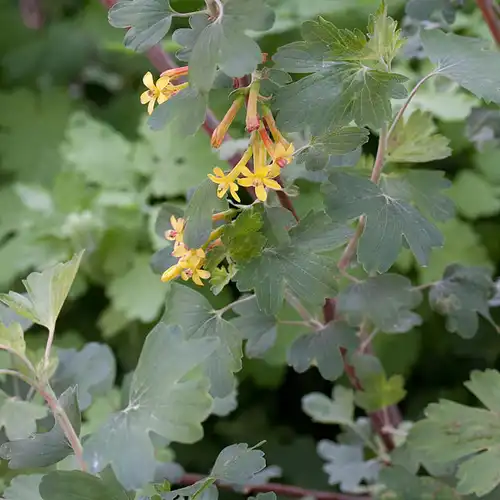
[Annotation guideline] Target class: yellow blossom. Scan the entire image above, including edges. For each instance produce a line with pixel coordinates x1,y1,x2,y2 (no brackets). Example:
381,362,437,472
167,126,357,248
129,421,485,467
164,215,185,245
161,263,183,283
238,165,281,202
246,80,261,132
140,72,172,115
179,248,210,286
273,142,295,168
208,167,241,202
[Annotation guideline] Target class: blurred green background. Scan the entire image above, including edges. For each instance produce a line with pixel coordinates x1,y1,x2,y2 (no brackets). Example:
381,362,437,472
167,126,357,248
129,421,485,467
1,0,500,489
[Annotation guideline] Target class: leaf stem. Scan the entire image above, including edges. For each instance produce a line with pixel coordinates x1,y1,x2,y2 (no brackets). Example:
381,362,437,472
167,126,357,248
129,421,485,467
217,294,255,316
285,290,324,329
43,326,55,379
385,70,437,147
37,384,86,472
0,369,36,387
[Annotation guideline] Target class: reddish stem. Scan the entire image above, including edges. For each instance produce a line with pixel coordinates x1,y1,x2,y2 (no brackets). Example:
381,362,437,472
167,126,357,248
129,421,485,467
178,474,370,500
19,0,44,29
477,0,500,45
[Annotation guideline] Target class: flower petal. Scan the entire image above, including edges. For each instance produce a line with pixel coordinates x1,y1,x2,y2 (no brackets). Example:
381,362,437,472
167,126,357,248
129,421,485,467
263,179,282,190
239,166,253,177
213,167,225,177
198,269,211,279
143,72,155,90
147,98,156,115
192,274,204,286
237,178,253,187
156,75,171,90
230,183,241,202
157,93,169,105
140,91,152,104
255,184,267,201
217,185,229,198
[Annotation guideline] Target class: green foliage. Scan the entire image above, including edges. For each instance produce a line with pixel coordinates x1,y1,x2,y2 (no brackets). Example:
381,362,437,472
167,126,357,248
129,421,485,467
0,392,47,440
302,385,354,425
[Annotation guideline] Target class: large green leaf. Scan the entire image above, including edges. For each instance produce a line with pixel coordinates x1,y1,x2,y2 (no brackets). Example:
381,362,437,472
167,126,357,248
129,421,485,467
163,284,243,398
0,251,83,332
235,211,351,314
302,385,354,426
4,475,43,500
386,110,451,163
408,369,500,496
39,467,133,500
175,0,275,92
109,0,174,52
421,29,500,104
0,322,26,358
51,343,116,410
337,274,422,333
210,443,266,484
323,172,443,273
0,386,80,469
429,264,496,338
83,324,217,489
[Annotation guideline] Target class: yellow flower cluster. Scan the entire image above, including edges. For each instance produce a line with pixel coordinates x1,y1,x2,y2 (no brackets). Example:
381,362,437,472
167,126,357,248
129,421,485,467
140,67,189,115
161,215,211,287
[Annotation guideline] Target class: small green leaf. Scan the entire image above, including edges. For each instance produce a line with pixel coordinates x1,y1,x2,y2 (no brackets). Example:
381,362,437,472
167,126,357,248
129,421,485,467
0,391,47,440
317,440,379,493
0,322,26,358
231,296,277,358
107,254,166,323
163,283,242,398
249,493,276,500
211,443,266,484
386,110,451,163
222,209,267,264
109,0,174,52
148,88,207,135
184,179,227,249
39,467,132,500
288,321,358,380
408,369,500,497
429,264,496,338
51,343,116,410
4,474,43,500
376,466,461,499
0,386,80,469
83,324,217,489
421,29,500,104
302,385,354,425
0,251,83,332
337,274,422,333
323,172,443,273
296,127,370,171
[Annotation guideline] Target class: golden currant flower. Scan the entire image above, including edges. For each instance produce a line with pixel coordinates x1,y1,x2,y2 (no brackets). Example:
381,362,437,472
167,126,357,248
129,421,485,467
140,72,172,115
164,215,185,245
211,96,245,148
238,165,281,202
262,106,290,147
208,167,242,202
161,263,183,283
273,142,295,168
160,66,189,79
246,80,261,132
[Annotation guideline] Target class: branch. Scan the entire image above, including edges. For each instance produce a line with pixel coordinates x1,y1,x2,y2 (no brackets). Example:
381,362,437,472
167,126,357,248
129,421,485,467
178,474,371,500
477,0,500,45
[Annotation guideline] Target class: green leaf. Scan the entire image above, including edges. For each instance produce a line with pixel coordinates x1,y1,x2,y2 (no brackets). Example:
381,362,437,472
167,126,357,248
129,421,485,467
179,0,274,92
429,264,496,338
386,110,451,163
380,170,454,222
353,354,406,411
51,343,116,410
184,179,227,249
421,29,500,104
317,440,379,493
296,127,370,171
288,321,358,380
376,466,461,499
83,324,217,489
337,274,422,333
39,467,132,500
211,443,266,484
107,254,166,323
448,170,500,219
0,322,26,358
222,209,267,264
148,88,207,135
0,386,80,469
302,385,354,425
274,63,407,134
235,212,350,314
163,283,242,397
323,172,443,273
4,475,43,500
408,369,500,496
109,0,174,52
0,251,83,332
231,296,277,358
0,391,47,440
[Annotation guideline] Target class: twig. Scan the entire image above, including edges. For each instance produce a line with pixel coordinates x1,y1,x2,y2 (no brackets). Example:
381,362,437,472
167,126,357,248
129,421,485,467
477,0,500,45
177,474,371,500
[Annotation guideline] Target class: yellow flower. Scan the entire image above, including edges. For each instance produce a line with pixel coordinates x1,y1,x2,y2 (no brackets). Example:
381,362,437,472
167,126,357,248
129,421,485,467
211,96,244,148
273,142,295,168
161,263,183,283
181,266,211,287
164,215,185,245
208,167,241,202
179,248,210,286
238,165,281,202
140,72,173,115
